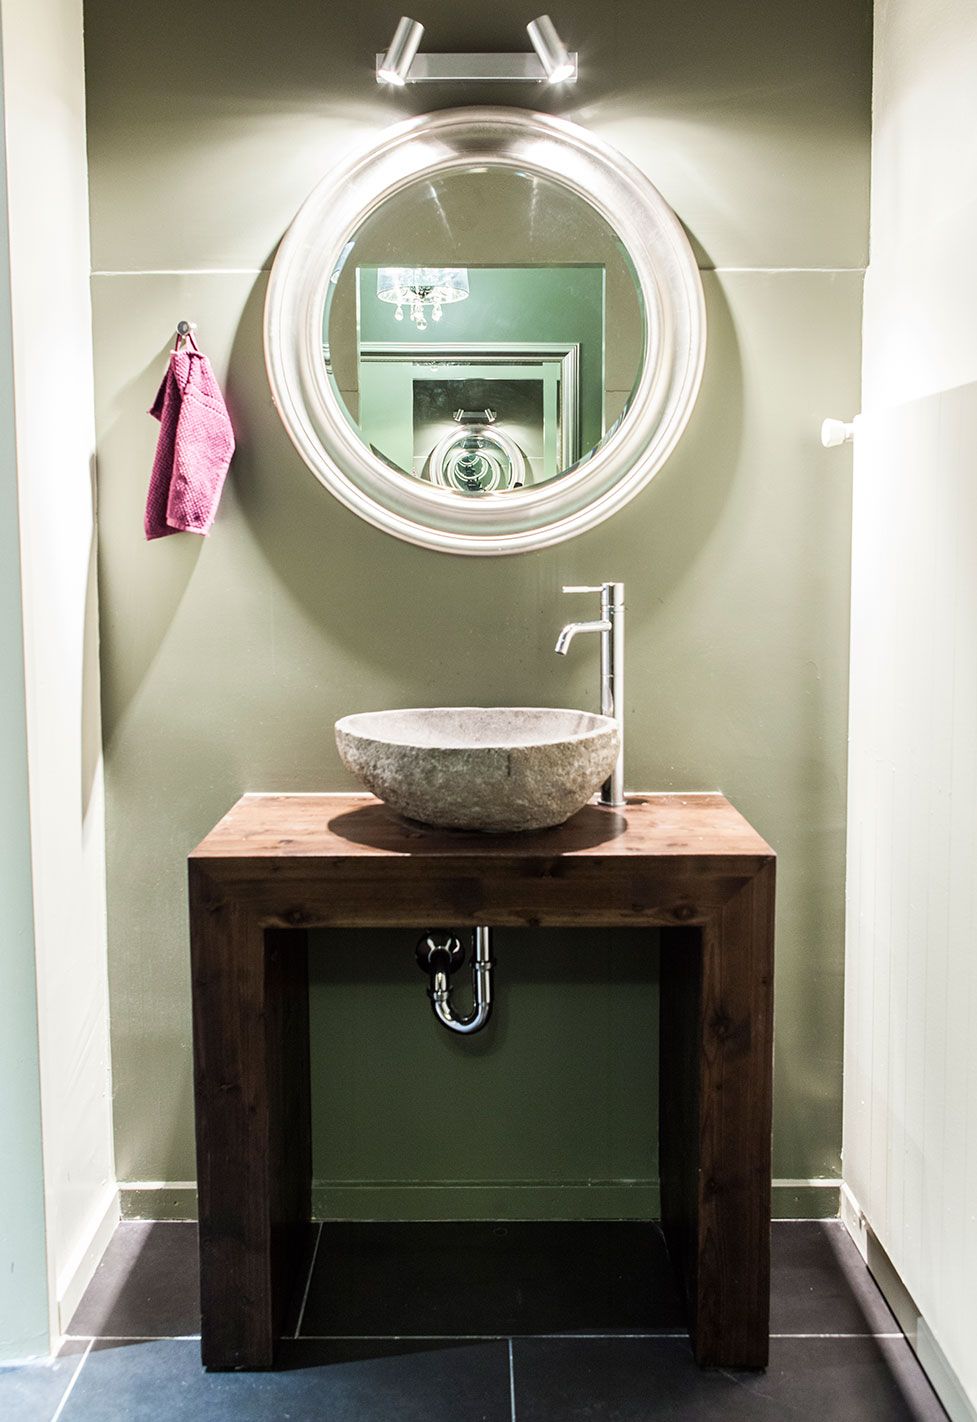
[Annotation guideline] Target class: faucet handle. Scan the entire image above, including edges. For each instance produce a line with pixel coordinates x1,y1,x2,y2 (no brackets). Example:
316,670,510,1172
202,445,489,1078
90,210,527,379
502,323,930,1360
562,582,624,607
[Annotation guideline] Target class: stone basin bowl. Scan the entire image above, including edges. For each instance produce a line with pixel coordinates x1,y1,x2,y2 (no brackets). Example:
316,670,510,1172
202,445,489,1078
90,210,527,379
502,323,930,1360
335,707,620,833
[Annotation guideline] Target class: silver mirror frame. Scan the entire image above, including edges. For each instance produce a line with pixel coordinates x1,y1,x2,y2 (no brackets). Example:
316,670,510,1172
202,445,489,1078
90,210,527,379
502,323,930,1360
264,107,706,556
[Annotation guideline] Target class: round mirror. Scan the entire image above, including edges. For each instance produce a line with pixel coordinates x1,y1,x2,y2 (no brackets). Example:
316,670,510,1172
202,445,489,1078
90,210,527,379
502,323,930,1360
323,167,645,495
266,108,706,555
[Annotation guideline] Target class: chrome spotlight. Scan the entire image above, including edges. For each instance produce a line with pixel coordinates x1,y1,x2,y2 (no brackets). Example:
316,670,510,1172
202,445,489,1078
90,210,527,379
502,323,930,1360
377,16,424,85
527,14,576,83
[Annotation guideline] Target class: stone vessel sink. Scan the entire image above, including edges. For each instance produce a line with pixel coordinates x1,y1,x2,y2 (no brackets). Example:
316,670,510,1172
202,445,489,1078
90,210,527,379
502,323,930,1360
335,707,620,832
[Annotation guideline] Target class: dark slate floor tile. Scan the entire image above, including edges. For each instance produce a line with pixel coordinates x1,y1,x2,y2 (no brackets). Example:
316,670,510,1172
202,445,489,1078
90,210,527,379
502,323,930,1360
770,1221,899,1336
67,1223,200,1339
512,1335,948,1421
0,1339,88,1422
59,1337,511,1421
300,1221,685,1337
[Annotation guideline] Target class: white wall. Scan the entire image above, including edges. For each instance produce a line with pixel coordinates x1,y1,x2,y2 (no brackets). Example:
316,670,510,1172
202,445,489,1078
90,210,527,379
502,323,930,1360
0,0,116,1336
844,1,977,1417
0,41,52,1364
862,0,977,409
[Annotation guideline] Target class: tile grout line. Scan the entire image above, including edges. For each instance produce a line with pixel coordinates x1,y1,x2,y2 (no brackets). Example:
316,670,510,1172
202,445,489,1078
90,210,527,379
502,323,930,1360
49,1338,93,1422
508,1338,517,1422
771,1332,905,1340
294,1222,323,1339
284,1330,907,1341
60,1330,908,1343
62,1334,201,1342
291,1333,691,1341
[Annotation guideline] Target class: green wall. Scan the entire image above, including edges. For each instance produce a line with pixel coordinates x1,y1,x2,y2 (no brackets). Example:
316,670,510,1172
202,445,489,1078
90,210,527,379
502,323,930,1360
0,51,50,1357
85,0,871,1219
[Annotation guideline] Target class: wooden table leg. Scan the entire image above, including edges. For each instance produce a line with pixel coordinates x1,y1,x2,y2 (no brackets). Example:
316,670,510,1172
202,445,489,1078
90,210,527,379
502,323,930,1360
190,869,312,1369
659,862,775,1368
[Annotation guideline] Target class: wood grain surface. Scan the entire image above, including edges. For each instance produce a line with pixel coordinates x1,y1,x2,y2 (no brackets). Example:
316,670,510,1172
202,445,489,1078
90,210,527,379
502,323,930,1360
189,793,775,1370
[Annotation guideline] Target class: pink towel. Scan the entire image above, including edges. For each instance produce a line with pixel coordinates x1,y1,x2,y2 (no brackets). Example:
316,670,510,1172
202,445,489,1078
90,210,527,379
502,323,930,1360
145,344,235,540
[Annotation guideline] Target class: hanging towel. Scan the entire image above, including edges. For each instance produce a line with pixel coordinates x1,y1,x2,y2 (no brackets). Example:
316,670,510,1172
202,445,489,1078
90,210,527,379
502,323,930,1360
145,341,235,540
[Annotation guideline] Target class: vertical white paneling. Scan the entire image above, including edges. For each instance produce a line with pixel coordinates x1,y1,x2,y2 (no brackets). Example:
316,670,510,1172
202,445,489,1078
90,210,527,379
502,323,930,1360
844,387,977,1414
0,0,116,1332
0,41,51,1363
847,5,977,1414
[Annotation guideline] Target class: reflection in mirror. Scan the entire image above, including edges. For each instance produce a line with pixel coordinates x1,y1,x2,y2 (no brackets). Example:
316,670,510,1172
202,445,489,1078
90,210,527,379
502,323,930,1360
323,168,645,495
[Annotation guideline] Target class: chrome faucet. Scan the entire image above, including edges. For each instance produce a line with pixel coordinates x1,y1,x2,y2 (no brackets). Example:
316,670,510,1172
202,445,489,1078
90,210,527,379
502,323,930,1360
555,582,625,806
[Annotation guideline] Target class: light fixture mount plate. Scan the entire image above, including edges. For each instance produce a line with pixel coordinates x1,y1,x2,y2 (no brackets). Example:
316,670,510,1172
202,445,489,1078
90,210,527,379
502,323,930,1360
374,51,578,84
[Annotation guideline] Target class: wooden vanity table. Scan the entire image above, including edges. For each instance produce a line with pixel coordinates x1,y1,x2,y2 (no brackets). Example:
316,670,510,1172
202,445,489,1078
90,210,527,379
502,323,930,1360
189,792,775,1372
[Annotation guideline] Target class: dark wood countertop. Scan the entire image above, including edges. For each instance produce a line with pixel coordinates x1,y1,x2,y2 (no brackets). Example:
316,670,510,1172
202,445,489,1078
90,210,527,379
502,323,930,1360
191,791,774,866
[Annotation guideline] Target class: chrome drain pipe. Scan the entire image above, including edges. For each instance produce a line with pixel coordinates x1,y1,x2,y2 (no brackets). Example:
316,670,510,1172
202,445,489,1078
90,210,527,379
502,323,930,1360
415,926,494,1034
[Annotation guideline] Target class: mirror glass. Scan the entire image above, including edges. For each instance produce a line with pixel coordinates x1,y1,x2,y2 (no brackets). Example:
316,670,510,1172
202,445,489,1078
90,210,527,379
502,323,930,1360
323,168,645,495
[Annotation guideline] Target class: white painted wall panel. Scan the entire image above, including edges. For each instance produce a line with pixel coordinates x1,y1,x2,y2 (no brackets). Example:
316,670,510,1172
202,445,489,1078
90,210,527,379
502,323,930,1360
845,387,977,1413
863,0,977,408
0,42,51,1363
0,0,116,1332
846,5,977,1415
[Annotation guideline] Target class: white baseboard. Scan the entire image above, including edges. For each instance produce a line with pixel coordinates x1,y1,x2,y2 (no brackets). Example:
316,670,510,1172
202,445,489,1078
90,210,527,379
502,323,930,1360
839,1180,868,1257
841,1182,976,1422
917,1318,977,1422
56,1183,120,1335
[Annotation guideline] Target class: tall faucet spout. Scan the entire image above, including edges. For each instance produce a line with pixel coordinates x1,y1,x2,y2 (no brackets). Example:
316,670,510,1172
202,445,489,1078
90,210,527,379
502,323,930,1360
554,583,625,806
555,619,611,655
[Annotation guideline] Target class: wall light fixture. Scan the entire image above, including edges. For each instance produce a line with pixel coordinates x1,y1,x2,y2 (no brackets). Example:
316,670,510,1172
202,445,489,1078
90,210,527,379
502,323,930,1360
526,15,576,83
377,17,425,85
376,15,577,85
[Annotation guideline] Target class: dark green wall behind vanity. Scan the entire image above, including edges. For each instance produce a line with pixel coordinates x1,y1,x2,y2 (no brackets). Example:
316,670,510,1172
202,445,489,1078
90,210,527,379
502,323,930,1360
85,0,870,1219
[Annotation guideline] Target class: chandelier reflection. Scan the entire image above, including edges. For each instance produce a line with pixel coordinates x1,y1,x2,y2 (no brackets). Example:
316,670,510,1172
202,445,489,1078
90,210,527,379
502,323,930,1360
376,267,470,330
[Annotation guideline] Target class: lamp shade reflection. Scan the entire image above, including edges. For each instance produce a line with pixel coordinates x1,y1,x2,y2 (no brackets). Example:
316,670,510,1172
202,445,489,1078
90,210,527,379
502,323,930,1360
376,267,470,330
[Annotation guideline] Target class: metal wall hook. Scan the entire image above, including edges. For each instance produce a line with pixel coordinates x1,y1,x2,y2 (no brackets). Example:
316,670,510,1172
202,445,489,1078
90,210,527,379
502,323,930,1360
175,320,198,350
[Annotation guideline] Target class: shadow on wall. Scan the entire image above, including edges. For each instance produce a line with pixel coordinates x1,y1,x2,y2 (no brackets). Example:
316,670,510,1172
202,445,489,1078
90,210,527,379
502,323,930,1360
223,270,743,710
310,923,660,1070
92,250,742,1202
94,263,743,762
96,343,204,753
82,456,104,819
86,0,864,1215
82,0,871,273
308,926,661,1184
